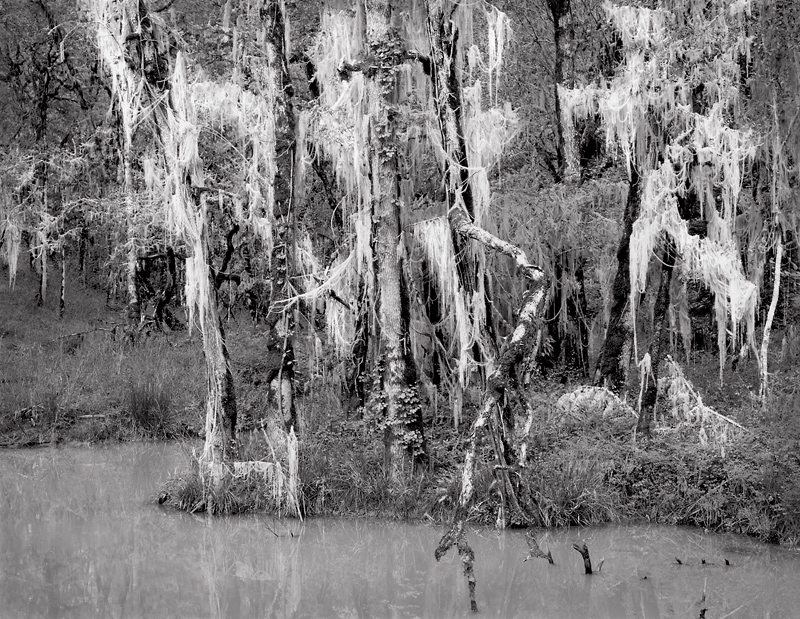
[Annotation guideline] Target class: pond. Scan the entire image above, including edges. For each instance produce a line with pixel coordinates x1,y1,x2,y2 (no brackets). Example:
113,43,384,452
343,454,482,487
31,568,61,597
1,443,799,618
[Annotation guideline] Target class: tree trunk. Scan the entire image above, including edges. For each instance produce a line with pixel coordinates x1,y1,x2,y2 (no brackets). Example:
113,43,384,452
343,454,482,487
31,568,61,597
427,6,493,390
59,244,66,318
78,226,89,286
572,257,590,374
549,0,568,179
426,9,549,607
154,247,176,330
365,0,426,483
124,149,140,325
198,209,237,492
760,237,783,405
37,235,47,306
349,278,370,410
594,166,641,391
263,0,298,433
636,234,676,439
421,256,446,388
435,209,547,612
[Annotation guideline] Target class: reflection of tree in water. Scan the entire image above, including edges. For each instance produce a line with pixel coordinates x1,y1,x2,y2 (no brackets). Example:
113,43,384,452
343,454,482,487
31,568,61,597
199,519,302,619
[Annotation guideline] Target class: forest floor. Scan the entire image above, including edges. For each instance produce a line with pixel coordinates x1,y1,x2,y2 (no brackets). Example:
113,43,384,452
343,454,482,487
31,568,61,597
2,262,800,545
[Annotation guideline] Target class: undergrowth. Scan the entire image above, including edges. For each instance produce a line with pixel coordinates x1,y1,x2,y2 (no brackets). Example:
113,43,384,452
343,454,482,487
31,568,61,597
5,265,800,546
155,398,800,549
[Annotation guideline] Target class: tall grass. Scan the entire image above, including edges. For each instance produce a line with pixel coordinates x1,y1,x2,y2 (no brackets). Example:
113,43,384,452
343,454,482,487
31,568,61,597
128,379,173,437
522,447,618,527
1,327,203,442
162,428,304,516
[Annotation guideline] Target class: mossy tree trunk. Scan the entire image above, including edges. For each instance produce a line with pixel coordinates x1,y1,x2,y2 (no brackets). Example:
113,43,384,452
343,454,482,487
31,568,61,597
594,166,641,391
262,0,298,433
197,199,238,490
364,0,426,483
426,6,548,607
427,1,534,481
434,210,547,612
426,4,493,397
123,139,140,326
636,234,676,439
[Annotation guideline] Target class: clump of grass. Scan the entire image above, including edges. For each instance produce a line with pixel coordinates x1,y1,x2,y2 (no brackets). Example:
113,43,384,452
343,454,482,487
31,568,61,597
128,379,173,437
162,460,256,515
161,429,304,516
295,413,436,519
522,446,618,527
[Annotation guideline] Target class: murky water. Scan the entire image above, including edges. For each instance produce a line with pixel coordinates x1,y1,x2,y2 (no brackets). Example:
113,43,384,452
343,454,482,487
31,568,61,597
1,444,799,619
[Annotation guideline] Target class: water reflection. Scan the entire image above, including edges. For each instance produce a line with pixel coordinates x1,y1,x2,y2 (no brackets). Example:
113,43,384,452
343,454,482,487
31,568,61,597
1,444,799,618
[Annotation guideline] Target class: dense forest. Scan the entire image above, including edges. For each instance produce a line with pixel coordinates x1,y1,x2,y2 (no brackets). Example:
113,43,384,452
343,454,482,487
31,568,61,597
1,0,799,611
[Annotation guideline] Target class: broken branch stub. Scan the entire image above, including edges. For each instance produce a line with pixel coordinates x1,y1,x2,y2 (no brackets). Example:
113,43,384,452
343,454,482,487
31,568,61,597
572,541,593,575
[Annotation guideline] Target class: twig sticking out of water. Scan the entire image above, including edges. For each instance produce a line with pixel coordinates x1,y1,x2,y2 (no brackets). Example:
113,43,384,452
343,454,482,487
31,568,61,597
698,577,708,618
572,541,593,574
524,532,554,564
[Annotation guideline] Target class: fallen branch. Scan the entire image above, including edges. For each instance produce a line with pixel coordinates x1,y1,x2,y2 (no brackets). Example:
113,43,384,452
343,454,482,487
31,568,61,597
54,325,119,340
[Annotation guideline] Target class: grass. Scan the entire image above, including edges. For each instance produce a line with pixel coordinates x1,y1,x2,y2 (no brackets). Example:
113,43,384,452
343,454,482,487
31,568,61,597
161,427,304,516
0,263,204,444
128,379,173,437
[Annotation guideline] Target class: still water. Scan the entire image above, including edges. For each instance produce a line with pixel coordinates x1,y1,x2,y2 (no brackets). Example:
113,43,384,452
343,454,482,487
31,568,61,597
1,443,799,619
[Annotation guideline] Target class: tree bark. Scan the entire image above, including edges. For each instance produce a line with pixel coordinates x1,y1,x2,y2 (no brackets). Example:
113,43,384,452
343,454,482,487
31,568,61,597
594,166,641,391
153,247,177,330
549,0,570,179
425,8,548,608
262,0,298,433
421,256,446,388
36,234,47,306
636,234,676,439
364,0,426,482
434,216,547,611
426,5,493,389
123,144,140,326
760,237,783,405
59,243,66,318
198,202,238,491
78,226,89,286
349,278,370,410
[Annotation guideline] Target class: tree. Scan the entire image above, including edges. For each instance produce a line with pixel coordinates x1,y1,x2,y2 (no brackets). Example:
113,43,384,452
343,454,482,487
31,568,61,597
305,0,428,482
1,0,102,146
86,0,177,325
236,0,299,433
